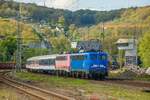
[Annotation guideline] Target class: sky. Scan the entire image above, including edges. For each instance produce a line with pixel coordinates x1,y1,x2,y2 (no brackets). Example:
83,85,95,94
14,0,150,11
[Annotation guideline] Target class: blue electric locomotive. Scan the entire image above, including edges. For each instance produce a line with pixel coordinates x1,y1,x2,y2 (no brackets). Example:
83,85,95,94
70,52,108,79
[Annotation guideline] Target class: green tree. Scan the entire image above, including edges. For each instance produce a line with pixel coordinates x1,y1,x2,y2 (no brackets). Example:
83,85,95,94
58,16,65,27
67,24,80,41
50,35,71,53
139,32,150,67
22,48,49,64
0,37,17,62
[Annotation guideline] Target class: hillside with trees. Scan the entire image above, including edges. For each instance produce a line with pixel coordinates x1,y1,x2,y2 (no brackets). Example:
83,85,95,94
77,6,150,67
139,32,150,67
0,0,150,67
0,0,124,26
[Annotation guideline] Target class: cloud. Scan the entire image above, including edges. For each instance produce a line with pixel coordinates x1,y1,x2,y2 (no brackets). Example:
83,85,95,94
45,0,77,9
15,0,77,9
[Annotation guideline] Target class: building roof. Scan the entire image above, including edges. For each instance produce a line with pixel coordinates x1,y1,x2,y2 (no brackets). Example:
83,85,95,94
116,39,135,44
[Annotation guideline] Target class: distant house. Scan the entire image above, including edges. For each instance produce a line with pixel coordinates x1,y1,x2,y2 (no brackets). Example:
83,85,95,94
28,41,47,49
71,40,101,52
0,35,5,40
116,39,137,66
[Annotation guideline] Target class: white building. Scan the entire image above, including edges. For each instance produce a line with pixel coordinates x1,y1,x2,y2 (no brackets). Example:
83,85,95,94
116,39,137,66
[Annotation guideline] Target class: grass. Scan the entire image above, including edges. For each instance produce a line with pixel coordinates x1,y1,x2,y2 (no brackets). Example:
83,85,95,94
0,82,38,100
0,90,17,100
15,72,150,100
0,84,17,100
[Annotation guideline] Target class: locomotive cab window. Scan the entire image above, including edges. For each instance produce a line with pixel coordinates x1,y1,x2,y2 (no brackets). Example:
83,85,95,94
98,55,107,60
90,54,97,60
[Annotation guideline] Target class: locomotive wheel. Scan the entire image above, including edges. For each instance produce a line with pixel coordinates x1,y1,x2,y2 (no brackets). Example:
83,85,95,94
85,73,88,79
71,72,74,77
93,73,98,80
75,72,79,78
62,71,64,76
56,71,59,76
64,71,67,77
81,72,84,78
88,74,92,79
78,73,82,78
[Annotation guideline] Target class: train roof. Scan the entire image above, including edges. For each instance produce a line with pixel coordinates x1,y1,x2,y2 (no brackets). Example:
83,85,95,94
27,54,58,61
56,52,108,56
71,52,107,55
56,54,69,57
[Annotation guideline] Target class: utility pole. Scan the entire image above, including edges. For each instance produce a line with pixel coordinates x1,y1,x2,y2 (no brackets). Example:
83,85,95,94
134,25,138,65
102,22,105,43
44,0,46,7
99,22,105,50
16,3,22,72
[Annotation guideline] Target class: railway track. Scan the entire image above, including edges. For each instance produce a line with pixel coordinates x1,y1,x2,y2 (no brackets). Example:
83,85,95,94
31,72,150,89
2,76,74,100
0,70,11,74
106,78,150,89
39,72,150,88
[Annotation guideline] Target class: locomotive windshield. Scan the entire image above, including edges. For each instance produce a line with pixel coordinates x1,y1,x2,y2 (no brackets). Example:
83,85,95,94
71,55,84,60
90,54,97,60
98,55,107,60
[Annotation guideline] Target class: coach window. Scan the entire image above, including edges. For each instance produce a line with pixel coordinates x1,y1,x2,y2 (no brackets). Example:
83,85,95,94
49,59,55,65
45,59,49,65
27,61,31,65
39,59,49,65
39,60,44,65
31,61,34,64
35,61,38,64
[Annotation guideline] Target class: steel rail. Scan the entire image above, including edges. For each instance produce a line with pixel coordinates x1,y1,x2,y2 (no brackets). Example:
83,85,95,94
3,77,74,100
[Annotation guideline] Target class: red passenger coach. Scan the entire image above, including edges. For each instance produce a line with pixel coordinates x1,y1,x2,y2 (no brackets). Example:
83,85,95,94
0,62,15,69
55,54,70,72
